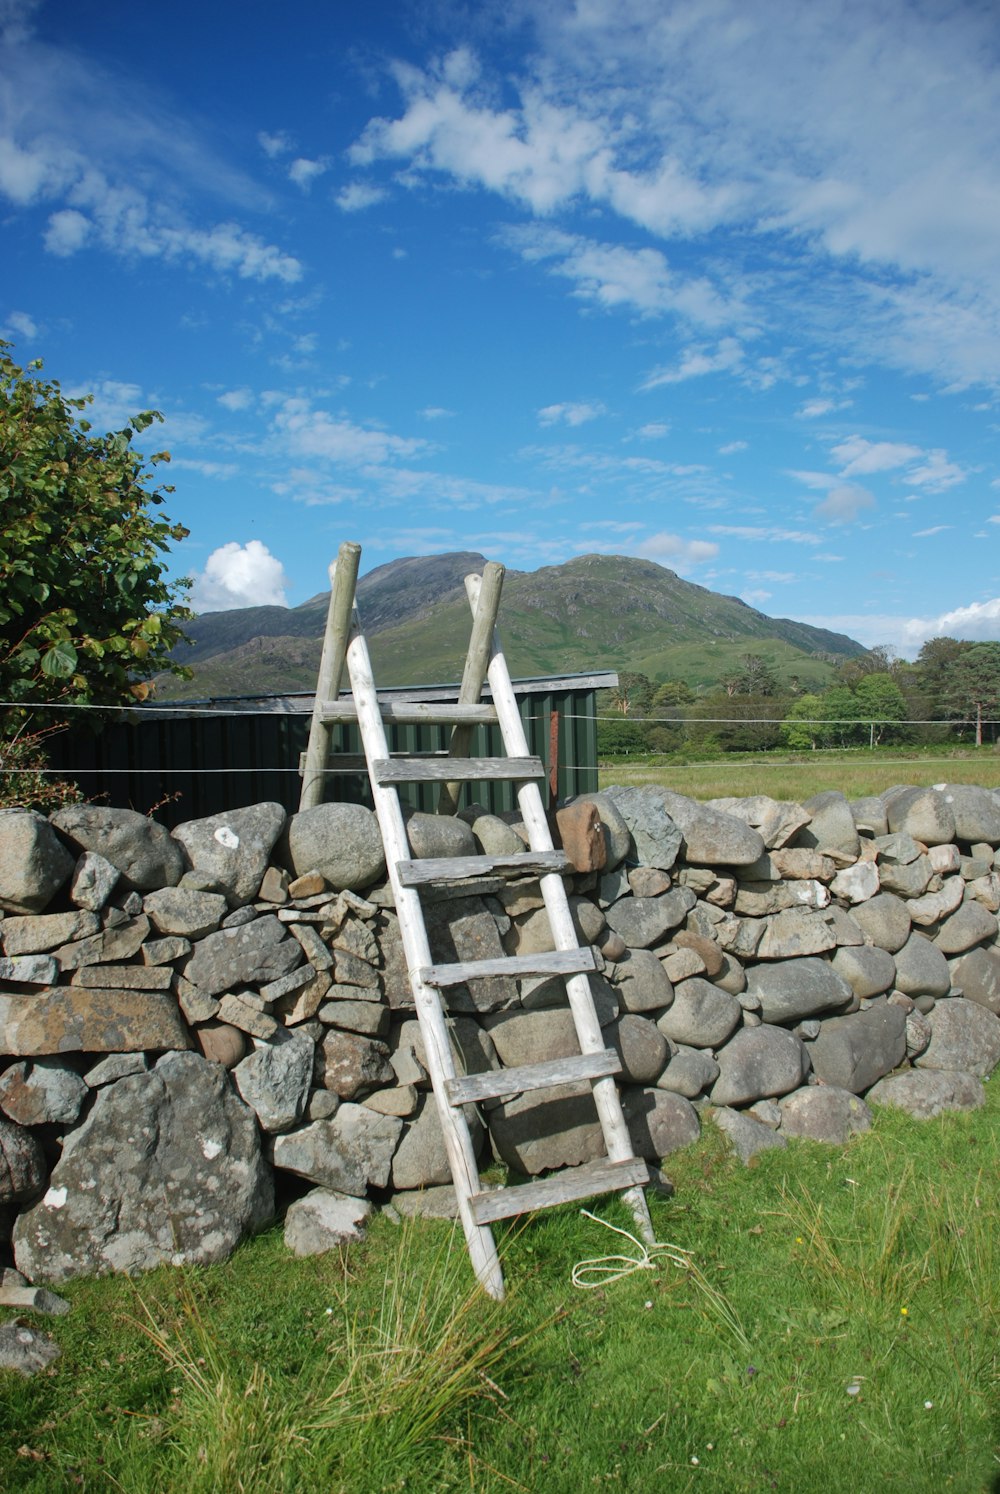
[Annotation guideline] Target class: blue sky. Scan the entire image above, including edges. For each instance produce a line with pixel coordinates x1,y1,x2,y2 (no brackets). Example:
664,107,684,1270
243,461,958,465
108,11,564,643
3,0,999,659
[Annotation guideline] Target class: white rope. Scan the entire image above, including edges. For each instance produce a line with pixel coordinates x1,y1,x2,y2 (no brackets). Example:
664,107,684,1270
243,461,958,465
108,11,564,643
571,1209,693,1290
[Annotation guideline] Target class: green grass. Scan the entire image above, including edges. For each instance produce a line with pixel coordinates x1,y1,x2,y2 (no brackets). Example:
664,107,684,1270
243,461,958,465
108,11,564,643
3,1084,999,1492
598,745,1000,801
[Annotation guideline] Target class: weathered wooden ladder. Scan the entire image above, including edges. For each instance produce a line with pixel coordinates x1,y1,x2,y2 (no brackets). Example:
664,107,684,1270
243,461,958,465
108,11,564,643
300,541,653,1299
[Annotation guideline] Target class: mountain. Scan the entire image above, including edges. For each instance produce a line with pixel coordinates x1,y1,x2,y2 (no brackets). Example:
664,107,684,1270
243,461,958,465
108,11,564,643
158,552,865,700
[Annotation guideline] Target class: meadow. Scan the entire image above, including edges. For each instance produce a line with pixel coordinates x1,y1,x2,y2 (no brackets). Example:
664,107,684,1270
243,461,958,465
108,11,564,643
2,1081,998,1492
597,745,1000,802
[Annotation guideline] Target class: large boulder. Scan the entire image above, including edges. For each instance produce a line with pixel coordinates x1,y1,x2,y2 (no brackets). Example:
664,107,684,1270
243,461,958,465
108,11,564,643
710,1024,810,1106
172,803,287,907
12,1052,272,1282
746,957,853,1025
271,1105,403,1194
850,891,912,953
883,786,955,846
938,784,1000,846
0,810,74,914
867,1068,985,1119
51,806,183,891
622,1086,700,1158
281,803,385,890
656,978,741,1048
807,1001,907,1093
795,792,860,862
915,998,1000,1077
654,791,765,867
182,915,302,998
778,1086,873,1143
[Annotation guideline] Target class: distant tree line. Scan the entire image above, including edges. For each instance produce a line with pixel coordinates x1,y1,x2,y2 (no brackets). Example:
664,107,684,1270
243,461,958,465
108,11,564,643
596,640,1000,757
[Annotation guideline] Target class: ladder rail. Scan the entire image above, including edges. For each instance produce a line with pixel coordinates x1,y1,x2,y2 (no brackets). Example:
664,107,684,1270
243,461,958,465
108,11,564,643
343,608,505,1301
464,573,655,1246
438,561,505,816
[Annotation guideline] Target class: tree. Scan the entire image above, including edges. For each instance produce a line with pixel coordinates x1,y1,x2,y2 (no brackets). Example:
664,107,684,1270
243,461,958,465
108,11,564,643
945,643,1000,746
0,345,191,712
852,673,908,745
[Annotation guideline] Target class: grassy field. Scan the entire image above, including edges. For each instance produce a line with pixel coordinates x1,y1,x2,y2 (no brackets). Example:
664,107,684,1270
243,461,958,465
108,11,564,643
598,745,1000,802
3,1081,999,1492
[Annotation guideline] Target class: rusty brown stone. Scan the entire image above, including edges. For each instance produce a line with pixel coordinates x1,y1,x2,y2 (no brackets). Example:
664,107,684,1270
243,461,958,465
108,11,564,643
0,988,192,1056
554,801,607,874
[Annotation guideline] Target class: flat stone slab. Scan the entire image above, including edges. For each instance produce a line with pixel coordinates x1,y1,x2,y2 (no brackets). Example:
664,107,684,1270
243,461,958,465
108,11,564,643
866,1068,985,1118
0,988,192,1056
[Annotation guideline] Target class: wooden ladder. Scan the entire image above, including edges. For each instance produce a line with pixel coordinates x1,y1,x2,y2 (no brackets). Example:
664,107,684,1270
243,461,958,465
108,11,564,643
300,541,653,1299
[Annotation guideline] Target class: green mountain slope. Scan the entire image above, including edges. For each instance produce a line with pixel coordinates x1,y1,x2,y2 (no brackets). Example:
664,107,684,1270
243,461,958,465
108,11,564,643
159,552,864,700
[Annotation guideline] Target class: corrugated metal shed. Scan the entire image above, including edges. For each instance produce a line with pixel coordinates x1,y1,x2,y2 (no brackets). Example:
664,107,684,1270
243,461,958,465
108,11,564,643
53,672,616,827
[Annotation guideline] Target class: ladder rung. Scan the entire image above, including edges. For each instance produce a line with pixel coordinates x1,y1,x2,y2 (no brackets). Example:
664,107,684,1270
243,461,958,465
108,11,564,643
468,1157,650,1225
320,701,499,726
373,755,544,784
397,851,569,886
445,1047,622,1105
419,947,600,987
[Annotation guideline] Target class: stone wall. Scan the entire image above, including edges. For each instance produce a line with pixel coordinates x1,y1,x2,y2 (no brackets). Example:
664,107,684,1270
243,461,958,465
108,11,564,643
2,781,1000,1281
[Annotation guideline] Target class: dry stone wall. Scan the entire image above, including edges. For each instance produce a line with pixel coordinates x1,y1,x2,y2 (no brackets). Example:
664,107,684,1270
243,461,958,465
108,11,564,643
2,781,1000,1281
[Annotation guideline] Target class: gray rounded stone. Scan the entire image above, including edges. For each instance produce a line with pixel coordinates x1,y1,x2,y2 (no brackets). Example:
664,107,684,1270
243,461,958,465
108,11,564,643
938,784,1000,846
404,812,476,860
933,900,998,956
795,792,860,860
711,1105,788,1163
0,810,74,915
608,1014,670,1083
585,792,633,870
0,1058,88,1127
605,889,695,948
172,803,287,907
466,812,526,856
282,803,386,891
916,998,1000,1077
656,977,741,1048
884,786,956,846
609,948,674,1013
656,1045,720,1098
143,886,228,938
832,944,896,999
951,946,1000,1015
746,956,854,1025
867,1068,985,1118
851,892,912,953
656,791,766,867
779,1085,873,1143
893,931,952,999
807,1001,907,1093
622,1086,700,1158
12,1051,273,1282
51,806,183,891
710,1024,810,1106
283,1188,373,1256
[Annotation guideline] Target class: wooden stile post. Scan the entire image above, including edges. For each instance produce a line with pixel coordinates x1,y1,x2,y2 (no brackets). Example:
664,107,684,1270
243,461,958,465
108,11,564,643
299,541,361,810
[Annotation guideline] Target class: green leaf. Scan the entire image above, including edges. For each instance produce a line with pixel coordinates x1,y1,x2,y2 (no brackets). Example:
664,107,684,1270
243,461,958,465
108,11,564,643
40,640,79,678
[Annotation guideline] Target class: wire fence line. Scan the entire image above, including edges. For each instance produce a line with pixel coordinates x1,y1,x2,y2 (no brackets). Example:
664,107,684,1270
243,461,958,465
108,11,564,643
2,699,995,729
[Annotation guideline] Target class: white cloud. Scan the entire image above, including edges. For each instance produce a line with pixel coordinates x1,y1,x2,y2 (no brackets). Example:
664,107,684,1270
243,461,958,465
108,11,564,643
640,338,745,390
288,157,328,191
718,439,747,454
170,458,238,480
633,532,719,569
831,436,923,477
796,397,851,418
799,597,1000,657
707,524,822,546
2,308,37,340
189,540,290,612
0,22,301,282
742,589,772,605
507,225,741,326
271,397,432,467
419,406,454,420
814,483,875,524
537,400,606,427
335,181,388,212
217,387,254,412
904,450,967,492
635,422,669,439
258,131,294,159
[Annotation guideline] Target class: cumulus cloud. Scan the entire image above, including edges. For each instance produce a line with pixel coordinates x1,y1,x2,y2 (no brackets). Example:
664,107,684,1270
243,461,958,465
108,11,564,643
288,157,329,191
634,532,719,569
189,540,290,612
335,182,388,212
537,400,606,427
814,483,876,524
800,597,1000,657
640,338,744,389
